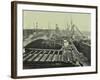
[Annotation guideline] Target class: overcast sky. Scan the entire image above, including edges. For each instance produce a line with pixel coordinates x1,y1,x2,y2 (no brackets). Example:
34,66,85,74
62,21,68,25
23,10,91,32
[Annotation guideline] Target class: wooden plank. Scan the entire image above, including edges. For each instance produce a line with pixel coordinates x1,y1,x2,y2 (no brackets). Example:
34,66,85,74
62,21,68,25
33,50,46,61
59,54,62,62
59,51,62,62
40,54,48,62
23,51,34,62
38,50,47,61
28,48,60,51
23,50,33,58
27,51,38,61
46,54,53,61
56,51,60,61
32,51,42,61
44,50,52,61
62,53,67,62
34,54,43,61
52,54,57,62
50,51,56,62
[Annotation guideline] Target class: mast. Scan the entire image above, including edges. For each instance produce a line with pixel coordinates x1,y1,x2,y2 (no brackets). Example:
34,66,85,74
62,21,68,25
36,22,38,34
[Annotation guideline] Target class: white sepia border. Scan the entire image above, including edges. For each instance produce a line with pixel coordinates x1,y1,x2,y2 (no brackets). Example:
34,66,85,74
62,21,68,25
17,3,96,77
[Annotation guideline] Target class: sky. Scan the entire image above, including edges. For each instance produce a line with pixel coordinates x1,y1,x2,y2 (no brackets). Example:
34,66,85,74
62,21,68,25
23,10,91,32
